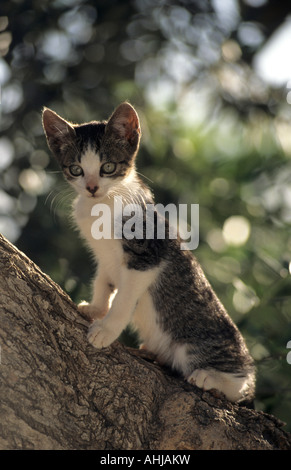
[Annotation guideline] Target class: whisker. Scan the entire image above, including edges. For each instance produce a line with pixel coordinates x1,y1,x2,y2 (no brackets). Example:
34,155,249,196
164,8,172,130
136,171,154,184
45,185,75,221
45,189,56,206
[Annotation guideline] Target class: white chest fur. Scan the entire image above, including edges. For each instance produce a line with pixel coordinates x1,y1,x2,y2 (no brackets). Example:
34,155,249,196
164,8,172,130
73,195,124,286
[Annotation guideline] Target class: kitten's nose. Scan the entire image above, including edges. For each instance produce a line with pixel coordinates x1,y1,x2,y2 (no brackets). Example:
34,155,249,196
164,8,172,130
86,185,98,195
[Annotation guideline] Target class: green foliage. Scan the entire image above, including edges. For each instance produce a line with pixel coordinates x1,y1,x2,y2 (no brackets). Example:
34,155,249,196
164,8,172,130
1,0,291,431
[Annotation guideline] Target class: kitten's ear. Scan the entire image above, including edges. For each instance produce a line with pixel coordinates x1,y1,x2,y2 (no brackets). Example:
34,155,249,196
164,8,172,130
42,107,76,158
106,102,141,148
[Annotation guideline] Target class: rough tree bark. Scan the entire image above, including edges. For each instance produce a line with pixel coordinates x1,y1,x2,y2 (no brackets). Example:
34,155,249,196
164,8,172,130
0,232,290,451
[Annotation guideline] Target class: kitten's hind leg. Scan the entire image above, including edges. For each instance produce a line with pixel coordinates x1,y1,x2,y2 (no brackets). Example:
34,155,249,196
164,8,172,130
187,368,254,403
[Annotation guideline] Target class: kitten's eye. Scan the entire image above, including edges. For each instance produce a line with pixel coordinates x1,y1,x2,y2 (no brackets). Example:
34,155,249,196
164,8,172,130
101,162,116,175
69,165,83,177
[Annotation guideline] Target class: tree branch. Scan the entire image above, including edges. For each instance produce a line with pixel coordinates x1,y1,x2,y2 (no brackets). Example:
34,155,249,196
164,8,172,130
0,233,290,450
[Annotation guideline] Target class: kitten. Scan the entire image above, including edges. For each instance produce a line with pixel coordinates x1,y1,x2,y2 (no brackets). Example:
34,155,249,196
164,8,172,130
42,102,255,403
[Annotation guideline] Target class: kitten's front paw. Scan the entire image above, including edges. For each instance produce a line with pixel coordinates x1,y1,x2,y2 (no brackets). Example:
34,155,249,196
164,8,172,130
78,301,106,322
87,320,117,349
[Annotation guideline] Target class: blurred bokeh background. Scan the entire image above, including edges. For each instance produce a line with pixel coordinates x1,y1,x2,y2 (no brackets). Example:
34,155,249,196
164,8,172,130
0,0,291,430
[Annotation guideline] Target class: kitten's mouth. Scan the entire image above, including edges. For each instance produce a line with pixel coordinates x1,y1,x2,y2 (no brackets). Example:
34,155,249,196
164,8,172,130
87,192,104,200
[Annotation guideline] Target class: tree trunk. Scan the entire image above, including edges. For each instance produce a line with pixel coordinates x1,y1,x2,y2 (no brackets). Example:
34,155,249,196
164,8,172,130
0,233,290,451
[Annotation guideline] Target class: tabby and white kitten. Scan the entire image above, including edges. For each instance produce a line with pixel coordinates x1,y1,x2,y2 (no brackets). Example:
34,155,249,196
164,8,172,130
42,102,255,403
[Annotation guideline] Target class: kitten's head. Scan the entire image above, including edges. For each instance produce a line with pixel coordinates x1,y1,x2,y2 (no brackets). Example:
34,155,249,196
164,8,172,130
42,102,141,200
